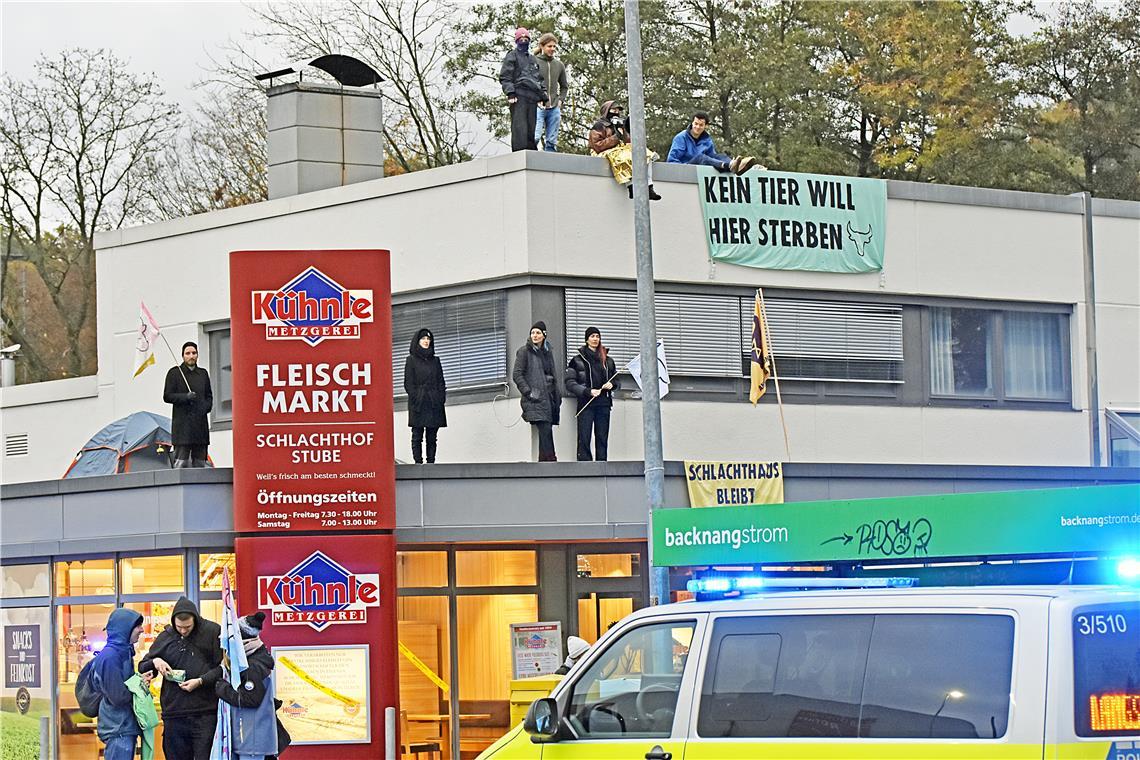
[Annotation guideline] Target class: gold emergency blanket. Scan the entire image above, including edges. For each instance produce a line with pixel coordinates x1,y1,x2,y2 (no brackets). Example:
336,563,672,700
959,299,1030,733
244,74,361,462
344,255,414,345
594,142,659,185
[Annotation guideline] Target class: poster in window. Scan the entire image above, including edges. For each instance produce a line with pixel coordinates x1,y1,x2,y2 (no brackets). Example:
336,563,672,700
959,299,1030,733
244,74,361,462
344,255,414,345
273,645,370,744
510,622,562,678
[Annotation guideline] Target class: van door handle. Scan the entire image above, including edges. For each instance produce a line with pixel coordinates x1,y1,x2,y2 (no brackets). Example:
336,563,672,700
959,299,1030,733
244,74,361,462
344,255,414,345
645,746,672,760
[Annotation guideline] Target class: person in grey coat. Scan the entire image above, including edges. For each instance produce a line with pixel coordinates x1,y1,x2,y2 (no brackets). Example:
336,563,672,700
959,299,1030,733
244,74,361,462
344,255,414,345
512,321,560,461
533,32,569,151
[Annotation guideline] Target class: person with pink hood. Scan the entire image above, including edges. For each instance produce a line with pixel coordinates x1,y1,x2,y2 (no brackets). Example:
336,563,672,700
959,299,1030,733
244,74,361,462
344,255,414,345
499,26,548,151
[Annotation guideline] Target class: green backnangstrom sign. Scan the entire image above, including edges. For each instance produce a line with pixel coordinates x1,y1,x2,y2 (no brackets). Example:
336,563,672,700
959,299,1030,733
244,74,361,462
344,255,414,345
651,484,1140,566
699,168,887,273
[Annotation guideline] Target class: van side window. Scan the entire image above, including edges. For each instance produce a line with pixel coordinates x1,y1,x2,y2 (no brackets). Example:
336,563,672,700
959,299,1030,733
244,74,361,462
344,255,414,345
861,614,1014,738
697,613,1015,740
698,615,873,738
566,620,695,739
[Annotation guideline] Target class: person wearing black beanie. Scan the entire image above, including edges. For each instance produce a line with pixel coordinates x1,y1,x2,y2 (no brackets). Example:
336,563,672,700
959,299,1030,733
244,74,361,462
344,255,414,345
215,611,291,758
565,326,620,460
512,320,560,460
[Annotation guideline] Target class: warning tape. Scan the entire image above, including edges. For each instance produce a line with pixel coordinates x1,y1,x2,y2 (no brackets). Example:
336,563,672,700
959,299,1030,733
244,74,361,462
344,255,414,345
398,641,449,694
277,655,360,707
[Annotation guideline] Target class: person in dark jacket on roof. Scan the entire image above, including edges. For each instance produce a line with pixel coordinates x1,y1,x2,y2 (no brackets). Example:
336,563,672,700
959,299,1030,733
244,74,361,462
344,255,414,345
588,100,661,200
214,612,291,759
565,327,620,461
512,321,561,461
404,328,447,464
667,111,757,175
500,27,548,151
139,597,223,760
96,607,147,760
163,341,213,468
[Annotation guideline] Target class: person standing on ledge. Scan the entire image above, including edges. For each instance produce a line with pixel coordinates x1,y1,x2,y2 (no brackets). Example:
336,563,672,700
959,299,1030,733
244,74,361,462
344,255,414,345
404,328,447,464
163,341,213,468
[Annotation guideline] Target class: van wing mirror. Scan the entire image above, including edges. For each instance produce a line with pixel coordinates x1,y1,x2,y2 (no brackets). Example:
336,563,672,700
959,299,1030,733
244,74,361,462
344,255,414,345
523,697,562,742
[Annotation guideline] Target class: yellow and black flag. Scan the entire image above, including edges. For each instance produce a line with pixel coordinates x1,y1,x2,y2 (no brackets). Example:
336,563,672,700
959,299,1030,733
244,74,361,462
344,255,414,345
749,290,771,405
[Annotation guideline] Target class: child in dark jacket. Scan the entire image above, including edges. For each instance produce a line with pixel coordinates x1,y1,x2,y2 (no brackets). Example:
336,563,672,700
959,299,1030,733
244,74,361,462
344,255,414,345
95,608,146,760
215,612,290,759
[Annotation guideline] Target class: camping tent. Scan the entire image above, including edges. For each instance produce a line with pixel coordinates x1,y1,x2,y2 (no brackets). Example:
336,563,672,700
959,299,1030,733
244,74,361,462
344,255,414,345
62,411,176,478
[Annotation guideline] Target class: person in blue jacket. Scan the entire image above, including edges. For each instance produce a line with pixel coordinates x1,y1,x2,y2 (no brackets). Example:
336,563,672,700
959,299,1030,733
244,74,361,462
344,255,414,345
95,608,147,760
666,112,758,175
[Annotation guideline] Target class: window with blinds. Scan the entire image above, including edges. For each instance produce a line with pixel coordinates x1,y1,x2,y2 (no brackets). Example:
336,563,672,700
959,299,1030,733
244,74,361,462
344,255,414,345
565,288,903,382
392,291,507,394
744,298,904,382
564,289,742,376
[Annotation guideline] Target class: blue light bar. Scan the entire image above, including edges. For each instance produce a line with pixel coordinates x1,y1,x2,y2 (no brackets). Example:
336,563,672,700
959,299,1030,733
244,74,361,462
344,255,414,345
1117,557,1140,582
687,575,918,597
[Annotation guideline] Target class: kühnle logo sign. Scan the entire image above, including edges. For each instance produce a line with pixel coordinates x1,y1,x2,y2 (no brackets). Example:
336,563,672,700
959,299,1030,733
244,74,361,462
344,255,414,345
257,551,380,631
251,267,374,346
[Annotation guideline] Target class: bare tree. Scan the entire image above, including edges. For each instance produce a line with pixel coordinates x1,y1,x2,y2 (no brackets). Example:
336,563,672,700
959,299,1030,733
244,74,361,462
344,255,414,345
240,0,473,172
0,48,179,382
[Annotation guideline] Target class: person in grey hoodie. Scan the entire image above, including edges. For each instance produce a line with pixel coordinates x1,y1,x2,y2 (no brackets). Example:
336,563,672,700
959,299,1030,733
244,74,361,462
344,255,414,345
533,33,569,151
95,608,147,760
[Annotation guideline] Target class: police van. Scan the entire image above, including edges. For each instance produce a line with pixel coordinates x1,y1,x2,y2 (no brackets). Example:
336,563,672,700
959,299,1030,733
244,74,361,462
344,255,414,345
478,577,1140,760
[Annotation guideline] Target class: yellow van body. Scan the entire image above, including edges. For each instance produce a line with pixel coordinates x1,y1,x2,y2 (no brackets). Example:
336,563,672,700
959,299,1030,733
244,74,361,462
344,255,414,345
478,586,1140,760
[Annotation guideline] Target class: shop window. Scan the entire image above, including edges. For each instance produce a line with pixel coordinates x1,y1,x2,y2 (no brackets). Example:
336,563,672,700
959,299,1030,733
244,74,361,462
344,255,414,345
456,551,536,587
120,555,184,594
456,595,539,696
392,291,508,394
2,607,52,758
577,553,639,578
577,593,634,644
199,552,237,591
398,551,448,588
54,559,114,597
123,600,177,671
398,596,452,759
1,563,50,597
930,307,1069,402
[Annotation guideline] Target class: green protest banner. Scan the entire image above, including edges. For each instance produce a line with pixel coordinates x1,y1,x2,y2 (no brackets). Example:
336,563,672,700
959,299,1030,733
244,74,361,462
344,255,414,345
699,168,887,273
651,484,1140,567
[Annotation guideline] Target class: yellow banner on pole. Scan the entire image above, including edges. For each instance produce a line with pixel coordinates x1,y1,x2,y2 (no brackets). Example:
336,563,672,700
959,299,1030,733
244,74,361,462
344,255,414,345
684,461,784,507
399,641,450,693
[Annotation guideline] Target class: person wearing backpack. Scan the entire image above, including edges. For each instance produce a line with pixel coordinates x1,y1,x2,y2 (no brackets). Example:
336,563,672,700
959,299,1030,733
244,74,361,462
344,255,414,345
138,597,223,760
93,608,147,760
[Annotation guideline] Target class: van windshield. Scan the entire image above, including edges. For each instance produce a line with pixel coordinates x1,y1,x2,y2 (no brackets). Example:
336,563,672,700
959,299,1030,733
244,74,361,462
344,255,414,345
1073,602,1140,737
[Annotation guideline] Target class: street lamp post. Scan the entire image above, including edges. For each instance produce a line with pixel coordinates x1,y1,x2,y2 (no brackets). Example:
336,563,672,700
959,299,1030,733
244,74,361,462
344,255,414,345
623,0,669,608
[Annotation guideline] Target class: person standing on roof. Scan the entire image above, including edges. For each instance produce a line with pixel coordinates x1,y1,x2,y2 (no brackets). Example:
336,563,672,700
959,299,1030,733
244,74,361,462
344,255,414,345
404,328,447,464
565,327,619,461
163,342,213,468
512,321,561,462
500,27,548,152
138,597,223,760
533,33,569,151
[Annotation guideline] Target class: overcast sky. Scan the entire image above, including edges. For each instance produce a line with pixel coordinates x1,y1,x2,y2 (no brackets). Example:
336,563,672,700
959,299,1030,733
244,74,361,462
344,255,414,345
2,1,273,111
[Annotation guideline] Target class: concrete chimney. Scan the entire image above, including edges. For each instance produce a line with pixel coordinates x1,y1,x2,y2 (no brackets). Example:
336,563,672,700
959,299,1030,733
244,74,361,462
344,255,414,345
266,81,385,199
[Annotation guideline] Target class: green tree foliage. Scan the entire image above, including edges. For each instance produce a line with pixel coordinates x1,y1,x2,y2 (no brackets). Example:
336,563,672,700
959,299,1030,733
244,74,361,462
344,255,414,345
1017,0,1140,198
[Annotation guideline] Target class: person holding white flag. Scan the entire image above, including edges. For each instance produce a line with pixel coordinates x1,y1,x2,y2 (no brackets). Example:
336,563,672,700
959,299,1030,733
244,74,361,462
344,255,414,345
565,327,620,461
164,342,213,468
626,339,670,400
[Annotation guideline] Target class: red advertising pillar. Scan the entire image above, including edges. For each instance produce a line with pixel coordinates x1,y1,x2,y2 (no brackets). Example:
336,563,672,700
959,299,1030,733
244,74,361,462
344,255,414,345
229,250,397,757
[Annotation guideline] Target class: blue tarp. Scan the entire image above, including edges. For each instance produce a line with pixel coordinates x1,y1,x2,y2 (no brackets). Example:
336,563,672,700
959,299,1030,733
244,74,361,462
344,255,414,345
63,411,174,478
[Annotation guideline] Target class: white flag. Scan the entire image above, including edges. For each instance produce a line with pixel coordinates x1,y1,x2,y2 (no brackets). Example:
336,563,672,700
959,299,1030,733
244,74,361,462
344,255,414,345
133,301,161,377
626,339,670,399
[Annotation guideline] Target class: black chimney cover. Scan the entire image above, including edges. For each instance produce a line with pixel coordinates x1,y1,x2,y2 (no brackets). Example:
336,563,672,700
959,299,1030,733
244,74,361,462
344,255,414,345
307,55,383,87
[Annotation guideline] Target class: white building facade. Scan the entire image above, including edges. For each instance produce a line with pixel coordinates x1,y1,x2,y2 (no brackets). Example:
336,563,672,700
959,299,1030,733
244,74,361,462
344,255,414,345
2,152,1139,482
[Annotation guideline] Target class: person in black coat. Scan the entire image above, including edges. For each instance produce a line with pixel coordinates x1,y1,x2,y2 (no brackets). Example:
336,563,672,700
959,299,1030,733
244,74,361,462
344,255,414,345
565,326,620,461
214,612,291,759
512,321,560,461
138,597,223,760
499,27,547,151
403,328,447,464
163,341,213,468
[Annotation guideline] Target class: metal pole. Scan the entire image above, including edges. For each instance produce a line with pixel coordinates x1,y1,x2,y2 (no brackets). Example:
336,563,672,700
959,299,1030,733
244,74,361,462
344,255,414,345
624,0,669,608
1077,191,1101,466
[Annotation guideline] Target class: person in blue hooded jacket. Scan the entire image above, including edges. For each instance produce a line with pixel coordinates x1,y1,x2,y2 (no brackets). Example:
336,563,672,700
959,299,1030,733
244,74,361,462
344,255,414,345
96,608,148,760
666,112,757,176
